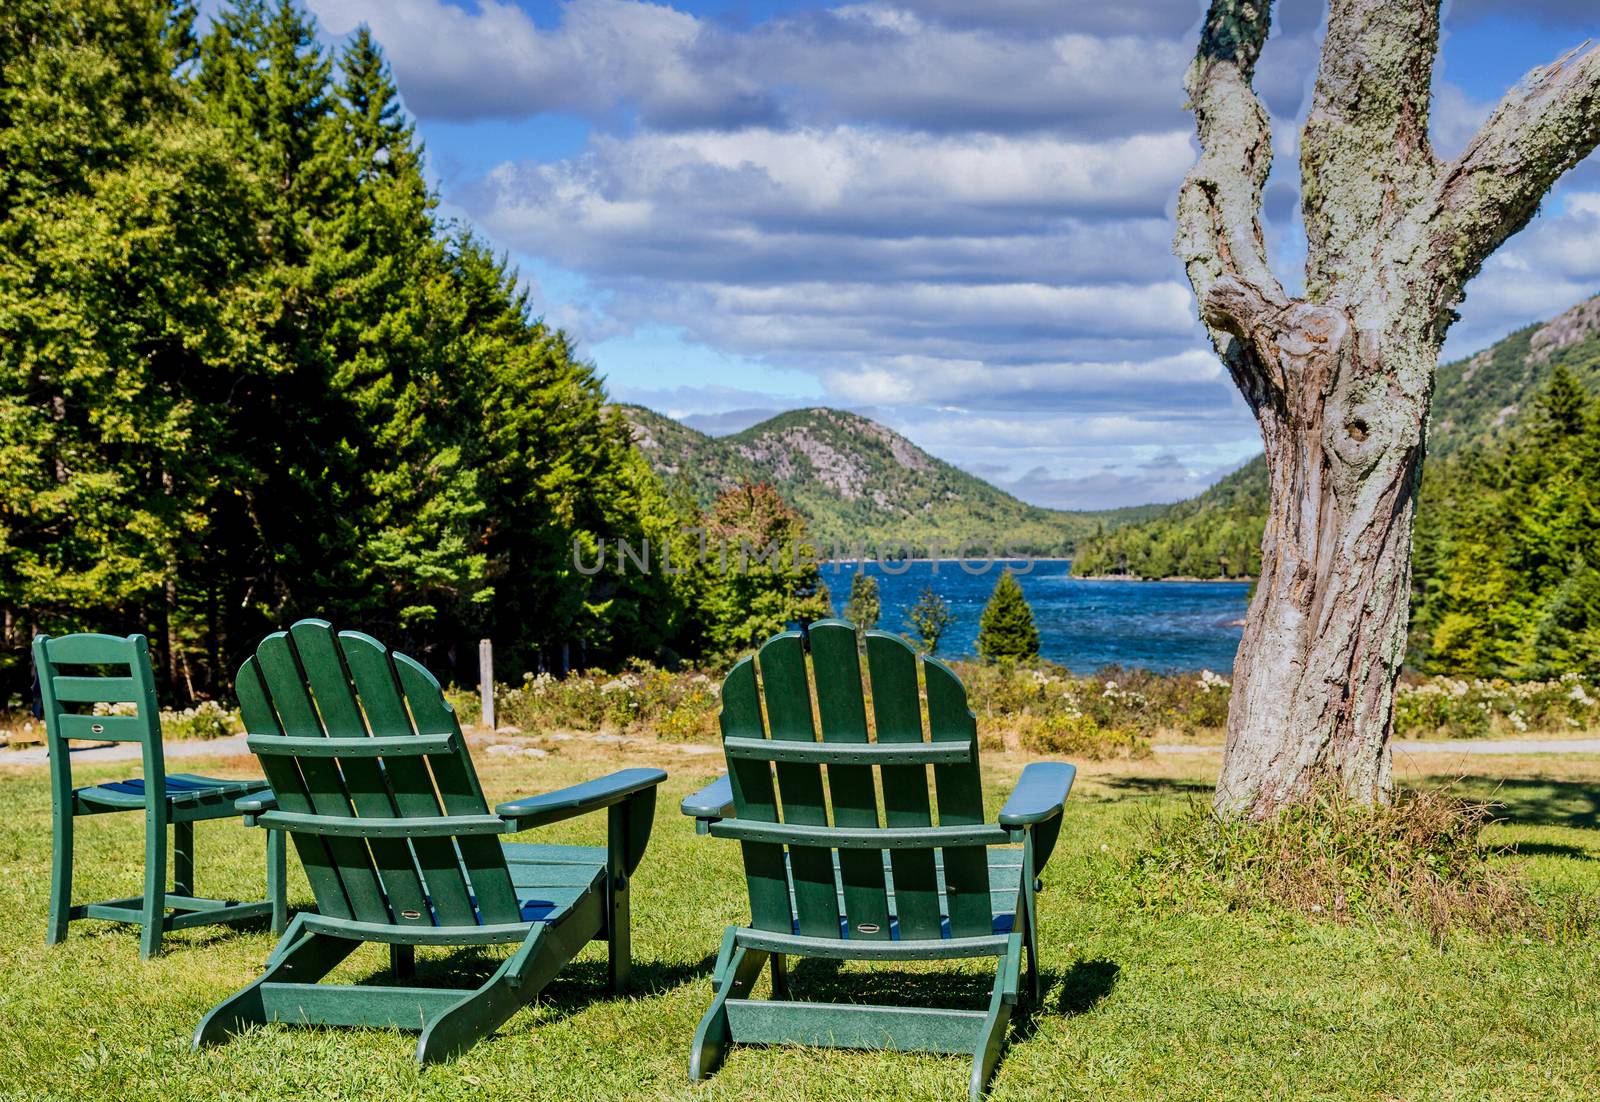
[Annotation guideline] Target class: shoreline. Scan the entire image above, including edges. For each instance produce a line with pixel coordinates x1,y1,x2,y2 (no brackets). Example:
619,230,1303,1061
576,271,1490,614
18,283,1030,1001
1070,573,1254,584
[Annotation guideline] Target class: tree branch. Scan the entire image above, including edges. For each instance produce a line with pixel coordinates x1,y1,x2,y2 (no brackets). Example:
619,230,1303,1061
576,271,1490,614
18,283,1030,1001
1421,40,1600,319
1300,0,1442,302
1175,0,1287,375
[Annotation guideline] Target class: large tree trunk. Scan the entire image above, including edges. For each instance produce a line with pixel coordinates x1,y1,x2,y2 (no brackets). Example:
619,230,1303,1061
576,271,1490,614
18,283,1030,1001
1175,0,1600,817
1217,311,1432,812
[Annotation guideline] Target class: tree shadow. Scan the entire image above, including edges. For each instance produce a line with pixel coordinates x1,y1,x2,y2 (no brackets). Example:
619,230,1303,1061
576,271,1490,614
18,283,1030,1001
1440,777,1600,831
1094,776,1213,799
1507,841,1595,861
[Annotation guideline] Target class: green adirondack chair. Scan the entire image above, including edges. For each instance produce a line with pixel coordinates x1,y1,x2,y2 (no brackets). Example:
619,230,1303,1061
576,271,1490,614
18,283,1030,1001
34,632,288,959
681,621,1076,1100
193,619,667,1063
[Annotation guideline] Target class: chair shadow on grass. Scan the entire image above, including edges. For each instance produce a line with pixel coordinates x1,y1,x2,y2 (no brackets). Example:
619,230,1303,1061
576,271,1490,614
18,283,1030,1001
1011,959,1120,1043
339,947,721,1029
754,955,1120,1046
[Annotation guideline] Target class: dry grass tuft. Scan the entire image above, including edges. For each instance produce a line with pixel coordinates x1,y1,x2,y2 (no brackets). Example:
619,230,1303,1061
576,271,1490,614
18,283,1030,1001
1131,781,1585,942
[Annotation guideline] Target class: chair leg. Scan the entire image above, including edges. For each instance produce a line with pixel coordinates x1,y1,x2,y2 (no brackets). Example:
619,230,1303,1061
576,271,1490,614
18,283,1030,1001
267,829,288,934
417,916,586,1064
605,800,637,993
193,919,356,1050
391,944,416,980
173,821,195,898
770,952,790,999
46,807,73,946
606,869,631,993
140,807,168,960
969,935,1023,1101
689,937,771,1082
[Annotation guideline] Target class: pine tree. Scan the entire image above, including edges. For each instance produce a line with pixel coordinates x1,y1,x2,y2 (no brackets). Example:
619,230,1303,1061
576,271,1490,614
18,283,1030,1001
843,572,880,632
977,570,1039,662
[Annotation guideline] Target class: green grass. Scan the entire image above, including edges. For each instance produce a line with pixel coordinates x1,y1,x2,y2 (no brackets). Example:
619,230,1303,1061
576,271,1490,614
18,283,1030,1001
2,747,1598,1101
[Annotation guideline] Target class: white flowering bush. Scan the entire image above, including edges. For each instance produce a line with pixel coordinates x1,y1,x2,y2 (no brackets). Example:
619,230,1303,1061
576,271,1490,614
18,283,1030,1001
1393,675,1600,738
162,700,240,740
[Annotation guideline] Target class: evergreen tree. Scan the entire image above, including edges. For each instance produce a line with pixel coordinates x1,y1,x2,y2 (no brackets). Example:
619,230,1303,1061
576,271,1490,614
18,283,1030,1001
904,586,953,655
842,571,880,632
977,569,1039,662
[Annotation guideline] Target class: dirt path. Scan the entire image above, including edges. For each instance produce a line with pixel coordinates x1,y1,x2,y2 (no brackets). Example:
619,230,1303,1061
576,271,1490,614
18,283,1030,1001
1152,737,1600,756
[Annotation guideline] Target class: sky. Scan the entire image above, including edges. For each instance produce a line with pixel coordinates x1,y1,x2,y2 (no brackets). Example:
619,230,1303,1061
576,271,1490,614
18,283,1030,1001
291,0,1600,509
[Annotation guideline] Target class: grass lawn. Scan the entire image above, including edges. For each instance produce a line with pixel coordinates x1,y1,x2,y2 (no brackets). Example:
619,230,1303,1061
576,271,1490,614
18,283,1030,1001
2,742,1597,1101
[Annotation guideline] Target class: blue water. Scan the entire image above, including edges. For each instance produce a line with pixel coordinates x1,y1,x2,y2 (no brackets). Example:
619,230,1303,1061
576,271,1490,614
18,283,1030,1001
820,559,1250,674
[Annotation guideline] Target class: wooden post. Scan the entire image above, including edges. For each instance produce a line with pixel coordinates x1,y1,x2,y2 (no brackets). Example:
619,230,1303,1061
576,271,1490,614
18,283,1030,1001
478,639,494,730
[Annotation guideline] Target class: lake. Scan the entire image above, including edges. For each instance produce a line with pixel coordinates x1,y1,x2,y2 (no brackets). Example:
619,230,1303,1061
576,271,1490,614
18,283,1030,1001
820,559,1249,674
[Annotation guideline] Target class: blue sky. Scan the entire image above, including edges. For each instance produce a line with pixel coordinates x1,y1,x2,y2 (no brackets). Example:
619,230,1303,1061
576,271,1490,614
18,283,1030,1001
296,0,1600,508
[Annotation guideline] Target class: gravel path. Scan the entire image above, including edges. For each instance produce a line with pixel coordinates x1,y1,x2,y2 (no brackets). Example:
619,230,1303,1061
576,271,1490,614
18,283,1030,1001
0,729,724,769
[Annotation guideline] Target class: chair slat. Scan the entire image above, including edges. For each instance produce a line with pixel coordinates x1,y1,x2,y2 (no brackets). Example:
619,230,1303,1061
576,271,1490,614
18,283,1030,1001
721,737,970,766
254,632,391,924
720,656,791,933
54,713,149,743
254,811,508,838
925,658,992,938
338,634,479,927
758,633,841,939
42,633,138,665
290,621,433,928
709,820,1009,849
393,653,520,924
808,621,891,942
237,656,354,920
864,632,942,940
49,676,141,703
246,733,456,758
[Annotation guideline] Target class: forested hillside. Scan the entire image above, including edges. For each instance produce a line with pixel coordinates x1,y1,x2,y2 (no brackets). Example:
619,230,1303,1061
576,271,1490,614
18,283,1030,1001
1071,293,1600,582
0,1,822,700
621,405,1165,555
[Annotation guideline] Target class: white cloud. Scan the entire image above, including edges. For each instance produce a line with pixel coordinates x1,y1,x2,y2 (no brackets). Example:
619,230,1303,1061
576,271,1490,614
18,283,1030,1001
309,0,1195,136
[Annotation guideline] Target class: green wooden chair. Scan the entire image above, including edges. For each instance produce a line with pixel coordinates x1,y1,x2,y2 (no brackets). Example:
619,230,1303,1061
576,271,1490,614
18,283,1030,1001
194,619,667,1063
680,620,1076,1100
34,632,288,959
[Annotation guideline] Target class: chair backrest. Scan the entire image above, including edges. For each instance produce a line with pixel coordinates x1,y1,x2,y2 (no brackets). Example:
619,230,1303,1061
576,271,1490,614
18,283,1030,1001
237,619,520,930
33,632,167,806
717,619,1002,943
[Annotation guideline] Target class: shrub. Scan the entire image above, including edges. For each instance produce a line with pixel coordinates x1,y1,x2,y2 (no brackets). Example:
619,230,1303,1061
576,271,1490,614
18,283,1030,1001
494,666,722,740
1132,782,1550,941
842,572,881,632
161,701,240,740
1017,711,1148,760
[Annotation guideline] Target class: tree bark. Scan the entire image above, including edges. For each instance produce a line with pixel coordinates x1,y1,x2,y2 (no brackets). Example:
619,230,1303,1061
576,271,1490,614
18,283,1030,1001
1177,1,1600,816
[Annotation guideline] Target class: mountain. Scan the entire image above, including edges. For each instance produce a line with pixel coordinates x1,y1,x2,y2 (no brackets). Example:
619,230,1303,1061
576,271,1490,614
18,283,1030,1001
617,405,1165,555
1070,293,1600,578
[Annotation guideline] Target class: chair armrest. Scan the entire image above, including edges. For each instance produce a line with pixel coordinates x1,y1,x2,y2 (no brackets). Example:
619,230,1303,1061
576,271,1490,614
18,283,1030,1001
497,767,667,831
680,774,734,834
998,762,1077,829
236,790,278,826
